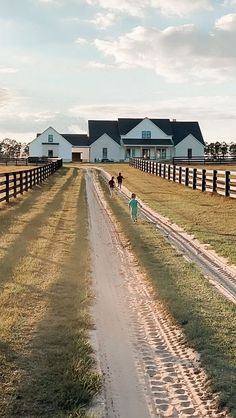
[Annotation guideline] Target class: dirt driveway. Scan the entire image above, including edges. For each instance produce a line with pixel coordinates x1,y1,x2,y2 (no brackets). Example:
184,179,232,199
86,170,228,418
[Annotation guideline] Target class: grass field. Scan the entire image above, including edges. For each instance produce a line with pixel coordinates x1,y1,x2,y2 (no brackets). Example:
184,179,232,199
98,173,236,417
0,167,101,417
0,166,35,173
100,163,236,264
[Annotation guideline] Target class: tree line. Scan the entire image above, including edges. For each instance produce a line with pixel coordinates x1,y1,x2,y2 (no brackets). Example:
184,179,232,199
205,141,236,158
0,138,29,158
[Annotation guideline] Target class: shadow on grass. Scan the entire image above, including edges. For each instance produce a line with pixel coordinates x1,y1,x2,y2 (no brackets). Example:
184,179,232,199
0,169,77,288
5,176,101,418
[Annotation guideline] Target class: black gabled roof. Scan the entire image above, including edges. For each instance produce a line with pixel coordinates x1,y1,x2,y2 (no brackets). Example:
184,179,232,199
61,134,89,146
122,138,173,146
171,122,205,146
88,120,120,144
118,118,173,136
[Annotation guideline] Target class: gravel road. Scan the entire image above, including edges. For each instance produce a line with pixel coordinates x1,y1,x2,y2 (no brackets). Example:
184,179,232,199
86,170,229,418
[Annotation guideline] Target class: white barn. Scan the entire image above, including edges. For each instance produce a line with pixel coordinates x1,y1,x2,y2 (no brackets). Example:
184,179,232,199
29,117,205,162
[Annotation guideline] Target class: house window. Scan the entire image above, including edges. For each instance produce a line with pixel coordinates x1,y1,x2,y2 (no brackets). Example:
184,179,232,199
142,130,151,139
161,149,166,159
102,148,107,159
187,148,192,159
125,148,131,159
48,150,53,157
142,148,150,159
48,134,53,142
131,148,135,157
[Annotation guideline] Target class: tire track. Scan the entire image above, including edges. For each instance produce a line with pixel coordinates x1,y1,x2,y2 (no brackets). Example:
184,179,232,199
90,169,230,418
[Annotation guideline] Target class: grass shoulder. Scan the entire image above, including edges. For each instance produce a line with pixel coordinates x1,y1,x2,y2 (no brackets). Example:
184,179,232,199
98,173,236,417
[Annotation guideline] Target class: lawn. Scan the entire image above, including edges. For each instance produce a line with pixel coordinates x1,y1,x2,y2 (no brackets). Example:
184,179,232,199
0,165,35,173
0,167,101,417
100,163,236,264
98,172,236,417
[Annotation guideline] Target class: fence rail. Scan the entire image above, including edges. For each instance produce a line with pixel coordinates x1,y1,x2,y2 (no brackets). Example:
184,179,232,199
0,159,63,204
129,158,236,199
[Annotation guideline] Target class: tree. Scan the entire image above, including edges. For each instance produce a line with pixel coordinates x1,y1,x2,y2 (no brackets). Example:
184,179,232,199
220,142,228,158
229,143,236,157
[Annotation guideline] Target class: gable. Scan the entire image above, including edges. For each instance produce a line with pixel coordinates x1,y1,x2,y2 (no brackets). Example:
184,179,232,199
90,133,121,148
120,118,173,140
89,120,120,145
31,127,72,148
171,121,205,146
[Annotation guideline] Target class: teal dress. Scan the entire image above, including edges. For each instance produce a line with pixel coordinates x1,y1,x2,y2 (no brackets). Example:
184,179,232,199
128,198,139,221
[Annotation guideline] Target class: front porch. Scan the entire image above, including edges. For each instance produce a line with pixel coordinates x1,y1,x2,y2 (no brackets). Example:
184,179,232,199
123,145,174,161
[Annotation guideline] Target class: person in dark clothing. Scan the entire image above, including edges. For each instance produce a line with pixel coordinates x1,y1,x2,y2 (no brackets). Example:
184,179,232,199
108,176,115,197
117,172,124,189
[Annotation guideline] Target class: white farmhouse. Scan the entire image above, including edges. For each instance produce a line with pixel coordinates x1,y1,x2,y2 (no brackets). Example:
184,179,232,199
29,117,205,162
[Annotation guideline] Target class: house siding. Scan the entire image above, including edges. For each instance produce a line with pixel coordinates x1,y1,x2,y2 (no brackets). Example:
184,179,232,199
121,119,172,141
90,134,123,162
29,127,72,162
175,134,204,157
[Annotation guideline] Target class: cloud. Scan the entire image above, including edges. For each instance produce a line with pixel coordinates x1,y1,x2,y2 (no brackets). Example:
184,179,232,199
85,0,212,16
75,37,88,44
69,96,236,121
94,22,236,82
215,13,236,30
0,67,18,74
89,12,115,29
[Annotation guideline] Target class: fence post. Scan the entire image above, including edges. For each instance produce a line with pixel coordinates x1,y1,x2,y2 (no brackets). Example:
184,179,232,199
179,166,182,183
202,169,206,192
192,168,197,189
159,163,162,177
168,165,171,180
173,165,176,182
185,167,189,186
13,173,17,198
225,171,230,197
20,172,23,194
163,164,166,179
213,170,217,192
155,163,158,176
5,173,10,203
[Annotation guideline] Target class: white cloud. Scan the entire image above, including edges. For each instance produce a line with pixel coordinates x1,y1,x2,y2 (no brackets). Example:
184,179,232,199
0,67,18,74
215,13,236,30
85,0,212,16
89,12,115,29
75,37,88,44
94,22,236,82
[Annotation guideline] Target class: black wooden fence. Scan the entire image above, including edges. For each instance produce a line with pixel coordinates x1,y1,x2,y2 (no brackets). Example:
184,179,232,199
129,158,236,199
0,159,63,204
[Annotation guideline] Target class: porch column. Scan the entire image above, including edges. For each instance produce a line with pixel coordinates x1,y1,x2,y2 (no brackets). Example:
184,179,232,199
154,146,157,160
140,146,143,158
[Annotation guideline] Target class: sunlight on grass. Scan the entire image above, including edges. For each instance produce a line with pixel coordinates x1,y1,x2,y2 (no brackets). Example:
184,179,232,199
101,163,236,264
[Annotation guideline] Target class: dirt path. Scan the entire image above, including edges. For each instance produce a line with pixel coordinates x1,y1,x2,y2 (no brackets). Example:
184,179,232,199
86,170,229,418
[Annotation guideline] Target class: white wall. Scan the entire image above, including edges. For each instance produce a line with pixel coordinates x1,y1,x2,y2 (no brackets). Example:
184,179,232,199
175,134,204,157
121,118,173,141
29,127,72,162
72,147,90,161
90,134,123,162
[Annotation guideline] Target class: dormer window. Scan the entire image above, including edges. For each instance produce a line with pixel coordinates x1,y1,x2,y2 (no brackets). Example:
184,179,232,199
48,134,53,142
142,130,151,139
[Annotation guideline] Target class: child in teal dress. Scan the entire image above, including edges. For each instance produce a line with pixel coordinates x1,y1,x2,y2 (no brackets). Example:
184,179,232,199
128,193,141,222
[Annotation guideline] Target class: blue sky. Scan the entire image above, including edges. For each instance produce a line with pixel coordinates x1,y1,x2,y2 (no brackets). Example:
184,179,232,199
1,0,236,143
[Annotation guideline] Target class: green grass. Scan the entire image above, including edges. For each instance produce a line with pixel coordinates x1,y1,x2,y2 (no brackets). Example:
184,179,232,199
100,163,236,264
98,173,236,417
0,169,101,418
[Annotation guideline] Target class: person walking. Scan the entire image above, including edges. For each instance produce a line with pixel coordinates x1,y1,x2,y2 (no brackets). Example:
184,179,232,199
108,176,115,197
128,193,141,223
117,172,124,190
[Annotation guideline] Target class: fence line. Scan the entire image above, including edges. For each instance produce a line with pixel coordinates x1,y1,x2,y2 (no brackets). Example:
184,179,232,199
0,159,63,204
129,158,236,199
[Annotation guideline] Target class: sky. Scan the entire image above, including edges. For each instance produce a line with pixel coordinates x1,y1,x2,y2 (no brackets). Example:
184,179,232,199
1,0,236,144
